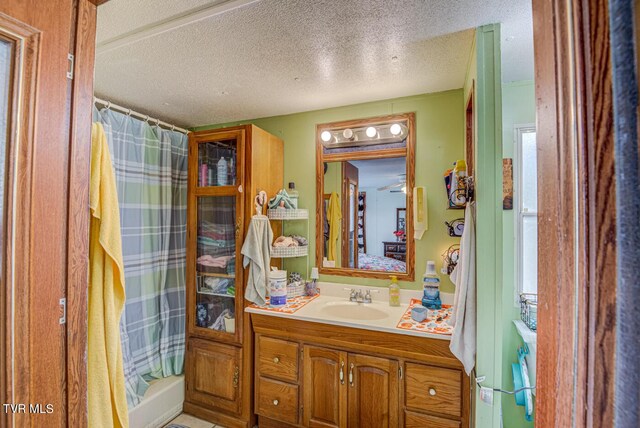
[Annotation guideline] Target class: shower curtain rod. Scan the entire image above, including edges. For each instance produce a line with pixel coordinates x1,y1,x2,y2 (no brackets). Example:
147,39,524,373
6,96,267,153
94,97,190,134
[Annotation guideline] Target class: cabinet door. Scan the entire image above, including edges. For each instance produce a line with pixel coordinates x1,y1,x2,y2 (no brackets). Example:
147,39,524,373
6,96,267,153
347,353,399,428
187,129,245,344
186,339,242,414
189,195,243,342
303,346,347,428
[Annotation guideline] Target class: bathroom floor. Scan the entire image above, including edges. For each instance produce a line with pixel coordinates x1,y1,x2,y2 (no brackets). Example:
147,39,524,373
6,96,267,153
165,413,226,428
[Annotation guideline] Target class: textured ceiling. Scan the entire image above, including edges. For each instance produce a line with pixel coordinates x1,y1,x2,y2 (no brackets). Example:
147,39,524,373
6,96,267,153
95,0,533,128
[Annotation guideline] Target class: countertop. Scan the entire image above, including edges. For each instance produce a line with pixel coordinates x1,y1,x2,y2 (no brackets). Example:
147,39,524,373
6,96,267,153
246,281,455,341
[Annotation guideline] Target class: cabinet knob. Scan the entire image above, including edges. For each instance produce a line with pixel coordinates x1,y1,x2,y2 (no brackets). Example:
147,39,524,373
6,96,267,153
273,356,280,364
429,388,437,396
273,399,279,406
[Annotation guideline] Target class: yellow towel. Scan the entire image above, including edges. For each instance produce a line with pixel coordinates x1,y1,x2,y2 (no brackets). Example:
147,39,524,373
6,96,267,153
88,123,129,428
327,192,342,261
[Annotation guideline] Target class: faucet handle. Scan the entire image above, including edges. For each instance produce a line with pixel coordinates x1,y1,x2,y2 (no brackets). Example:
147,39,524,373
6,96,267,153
363,289,379,303
346,288,357,301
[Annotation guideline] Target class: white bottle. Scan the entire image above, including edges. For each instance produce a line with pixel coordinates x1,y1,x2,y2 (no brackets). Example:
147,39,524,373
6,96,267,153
217,157,228,186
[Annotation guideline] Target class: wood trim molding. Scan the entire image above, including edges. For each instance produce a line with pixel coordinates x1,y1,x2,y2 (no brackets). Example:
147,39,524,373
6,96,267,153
532,0,616,426
66,1,97,426
465,81,475,177
315,112,415,281
0,12,40,428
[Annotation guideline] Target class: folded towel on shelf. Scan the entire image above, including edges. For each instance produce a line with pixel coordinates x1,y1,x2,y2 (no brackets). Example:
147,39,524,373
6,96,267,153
197,255,234,268
273,236,299,247
197,236,233,248
241,215,273,306
202,277,234,294
290,235,308,246
268,189,295,209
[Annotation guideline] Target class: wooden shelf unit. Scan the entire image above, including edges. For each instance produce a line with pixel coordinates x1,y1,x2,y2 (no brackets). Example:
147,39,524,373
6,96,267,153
185,124,283,428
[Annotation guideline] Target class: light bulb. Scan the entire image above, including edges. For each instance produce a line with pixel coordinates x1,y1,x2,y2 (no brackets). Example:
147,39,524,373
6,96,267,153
390,123,402,136
321,131,332,142
366,126,377,138
343,128,354,139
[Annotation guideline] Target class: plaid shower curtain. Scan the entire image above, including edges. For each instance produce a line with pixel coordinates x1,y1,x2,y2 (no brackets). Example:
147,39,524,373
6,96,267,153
94,108,188,407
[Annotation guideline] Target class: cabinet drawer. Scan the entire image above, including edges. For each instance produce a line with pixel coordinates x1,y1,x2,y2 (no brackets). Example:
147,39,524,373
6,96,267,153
385,244,398,252
404,410,460,428
405,363,462,418
257,335,299,382
256,376,299,425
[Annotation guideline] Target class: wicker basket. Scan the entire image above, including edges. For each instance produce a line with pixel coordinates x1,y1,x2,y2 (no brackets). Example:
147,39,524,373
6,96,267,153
267,208,309,220
287,281,306,298
271,245,309,258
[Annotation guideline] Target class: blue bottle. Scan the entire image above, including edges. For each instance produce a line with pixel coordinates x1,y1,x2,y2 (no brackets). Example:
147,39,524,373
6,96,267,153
422,261,442,310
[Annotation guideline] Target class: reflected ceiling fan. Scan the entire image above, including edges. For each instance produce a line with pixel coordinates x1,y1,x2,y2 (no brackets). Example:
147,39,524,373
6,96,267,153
377,174,407,193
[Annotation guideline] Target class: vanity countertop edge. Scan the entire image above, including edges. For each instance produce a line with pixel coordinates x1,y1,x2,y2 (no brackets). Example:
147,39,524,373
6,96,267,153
245,282,455,342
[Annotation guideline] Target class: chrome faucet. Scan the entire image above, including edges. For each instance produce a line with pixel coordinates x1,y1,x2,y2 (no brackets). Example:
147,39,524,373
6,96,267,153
346,288,378,303
348,288,362,302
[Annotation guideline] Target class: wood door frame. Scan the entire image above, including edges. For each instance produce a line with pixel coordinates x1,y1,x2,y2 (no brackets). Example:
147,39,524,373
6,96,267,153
341,161,359,269
532,0,616,426
465,81,475,177
1,1,97,426
0,13,40,428
66,2,98,427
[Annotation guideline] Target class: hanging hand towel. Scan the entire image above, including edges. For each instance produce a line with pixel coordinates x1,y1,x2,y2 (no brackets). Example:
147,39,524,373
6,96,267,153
88,123,129,428
241,215,273,305
449,202,476,375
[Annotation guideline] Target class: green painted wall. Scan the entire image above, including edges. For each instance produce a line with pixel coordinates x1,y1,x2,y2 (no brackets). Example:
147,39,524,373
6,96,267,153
501,80,536,427
195,90,465,292
474,24,503,428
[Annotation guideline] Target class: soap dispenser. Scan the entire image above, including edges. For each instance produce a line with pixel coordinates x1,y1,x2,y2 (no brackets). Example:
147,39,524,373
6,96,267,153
388,276,400,307
422,261,442,309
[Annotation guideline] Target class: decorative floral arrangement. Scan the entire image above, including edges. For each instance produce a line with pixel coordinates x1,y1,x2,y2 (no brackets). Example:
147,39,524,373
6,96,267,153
393,230,406,242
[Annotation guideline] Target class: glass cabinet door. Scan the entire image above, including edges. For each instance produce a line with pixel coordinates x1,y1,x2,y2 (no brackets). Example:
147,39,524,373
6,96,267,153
197,138,238,187
194,196,239,337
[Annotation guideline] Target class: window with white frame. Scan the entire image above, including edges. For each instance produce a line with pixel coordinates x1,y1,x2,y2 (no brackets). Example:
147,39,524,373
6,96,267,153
516,125,538,295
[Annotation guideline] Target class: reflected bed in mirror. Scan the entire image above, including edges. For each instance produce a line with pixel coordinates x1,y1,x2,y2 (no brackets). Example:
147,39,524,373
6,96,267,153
316,113,415,281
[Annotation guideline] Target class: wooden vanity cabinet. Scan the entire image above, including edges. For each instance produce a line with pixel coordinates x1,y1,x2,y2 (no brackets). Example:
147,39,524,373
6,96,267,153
251,314,470,428
347,354,399,427
303,346,347,427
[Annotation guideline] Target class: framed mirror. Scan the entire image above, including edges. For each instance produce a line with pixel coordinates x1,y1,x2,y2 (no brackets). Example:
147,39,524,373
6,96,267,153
315,113,415,280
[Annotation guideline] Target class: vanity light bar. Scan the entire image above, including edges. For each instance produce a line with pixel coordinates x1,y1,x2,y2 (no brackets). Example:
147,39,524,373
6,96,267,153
319,123,408,148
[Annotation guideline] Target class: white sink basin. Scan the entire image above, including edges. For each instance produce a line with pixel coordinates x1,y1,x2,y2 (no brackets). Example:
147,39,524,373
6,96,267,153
319,301,390,321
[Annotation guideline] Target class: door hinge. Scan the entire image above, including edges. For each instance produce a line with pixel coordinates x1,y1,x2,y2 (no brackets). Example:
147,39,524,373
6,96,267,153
59,298,67,324
66,53,74,79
